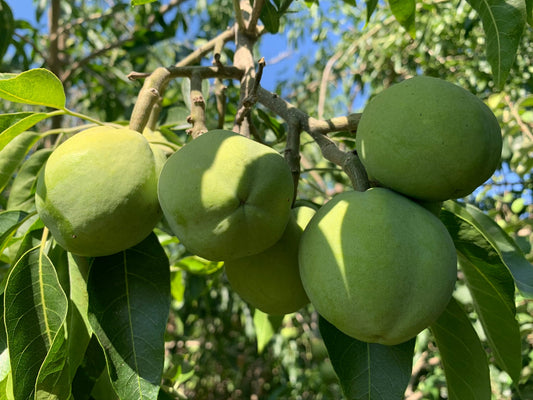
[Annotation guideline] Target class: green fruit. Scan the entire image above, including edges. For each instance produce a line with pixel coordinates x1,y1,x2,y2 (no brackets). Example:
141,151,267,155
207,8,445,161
158,130,294,261
224,206,314,315
356,76,502,201
35,126,161,257
299,188,457,345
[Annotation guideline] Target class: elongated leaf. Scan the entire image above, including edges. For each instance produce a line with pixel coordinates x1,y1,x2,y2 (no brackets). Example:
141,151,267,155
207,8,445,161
131,0,158,4
527,0,532,25
366,0,379,23
0,0,14,62
443,200,533,298
0,69,66,108
441,204,522,382
88,233,170,400
430,297,491,400
319,315,415,400
253,309,283,354
35,325,71,400
4,245,69,400
7,148,52,212
0,130,42,193
71,335,107,400
0,112,35,132
260,0,281,33
0,210,29,251
465,0,526,87
387,0,416,37
0,112,53,151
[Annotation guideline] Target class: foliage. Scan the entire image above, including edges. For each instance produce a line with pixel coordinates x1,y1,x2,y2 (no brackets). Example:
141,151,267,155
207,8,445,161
0,0,532,399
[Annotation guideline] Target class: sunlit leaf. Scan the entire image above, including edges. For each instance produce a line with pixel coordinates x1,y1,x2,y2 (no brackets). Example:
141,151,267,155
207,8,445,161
88,233,170,400
131,0,158,5
465,0,526,87
175,255,223,275
319,315,415,399
4,245,68,400
0,112,53,151
430,297,491,399
0,68,66,108
387,0,416,37
253,309,284,354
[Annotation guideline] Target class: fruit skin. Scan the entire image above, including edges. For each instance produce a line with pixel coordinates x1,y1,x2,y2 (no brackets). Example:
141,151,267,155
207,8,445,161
299,188,457,345
158,130,294,261
35,126,162,257
224,206,315,315
356,76,502,201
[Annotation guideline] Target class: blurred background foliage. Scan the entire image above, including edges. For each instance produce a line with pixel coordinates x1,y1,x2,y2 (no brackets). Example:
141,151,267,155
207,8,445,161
1,0,532,398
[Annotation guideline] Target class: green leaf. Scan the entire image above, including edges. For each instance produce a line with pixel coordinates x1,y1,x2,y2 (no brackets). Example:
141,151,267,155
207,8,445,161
0,130,42,193
443,200,533,298
71,335,107,400
0,210,30,254
3,245,69,400
441,203,523,382
88,233,170,400
0,112,54,151
175,255,223,275
0,0,14,62
464,0,526,87
365,0,379,23
253,309,284,354
0,69,66,109
430,297,491,400
319,315,415,400
260,1,281,33
131,0,158,5
387,0,416,37
526,0,532,25
6,148,52,212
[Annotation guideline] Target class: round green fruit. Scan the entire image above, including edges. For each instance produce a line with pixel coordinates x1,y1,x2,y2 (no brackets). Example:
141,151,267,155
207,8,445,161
356,76,502,201
299,188,457,345
35,126,162,257
224,206,314,315
158,130,294,261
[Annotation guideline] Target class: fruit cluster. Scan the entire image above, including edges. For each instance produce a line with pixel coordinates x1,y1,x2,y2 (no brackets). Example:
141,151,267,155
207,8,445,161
35,75,502,345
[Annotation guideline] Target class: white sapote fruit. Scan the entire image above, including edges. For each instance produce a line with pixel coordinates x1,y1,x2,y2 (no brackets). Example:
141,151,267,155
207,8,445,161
299,188,457,345
35,126,162,257
224,205,315,315
158,129,294,261
356,76,502,201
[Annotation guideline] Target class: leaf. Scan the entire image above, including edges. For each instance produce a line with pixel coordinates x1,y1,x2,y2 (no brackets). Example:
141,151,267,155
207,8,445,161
387,0,416,37
441,203,523,382
319,315,415,400
71,335,107,400
175,255,223,275
131,0,158,4
443,200,533,298
253,309,283,354
0,210,30,254
365,0,379,23
526,0,532,25
430,297,491,400
0,0,14,62
0,130,42,193
0,69,66,109
260,0,281,33
3,245,69,400
0,111,54,151
88,233,170,400
464,0,526,87
6,148,52,212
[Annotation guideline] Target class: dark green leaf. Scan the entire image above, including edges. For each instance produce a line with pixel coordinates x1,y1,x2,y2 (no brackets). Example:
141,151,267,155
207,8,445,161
443,200,533,298
365,0,379,23
387,0,416,37
526,0,532,25
88,233,170,400
464,0,526,87
6,148,52,212
260,1,281,33
319,315,415,400
0,130,42,193
4,245,68,400
0,68,66,109
430,297,491,400
0,0,14,62
72,335,107,400
342,0,357,6
441,202,523,382
0,210,30,254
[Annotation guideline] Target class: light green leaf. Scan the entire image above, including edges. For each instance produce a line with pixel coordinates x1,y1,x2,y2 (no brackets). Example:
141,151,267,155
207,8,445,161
319,315,415,400
443,200,533,298
387,0,416,37
441,202,523,382
0,130,42,193
88,233,170,400
0,69,66,108
430,297,491,400
170,269,184,303
131,0,158,5
175,255,223,275
3,245,69,400
0,111,55,151
465,0,526,87
253,309,283,354
6,148,52,212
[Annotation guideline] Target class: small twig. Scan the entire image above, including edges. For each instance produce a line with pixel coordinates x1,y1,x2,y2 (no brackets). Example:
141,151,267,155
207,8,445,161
177,25,236,67
233,0,247,31
285,121,301,205
215,79,227,129
247,0,265,34
234,58,266,127
129,87,160,132
187,72,208,138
